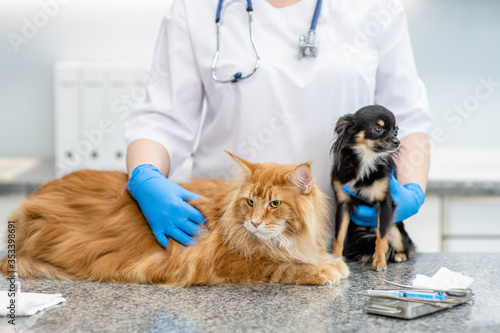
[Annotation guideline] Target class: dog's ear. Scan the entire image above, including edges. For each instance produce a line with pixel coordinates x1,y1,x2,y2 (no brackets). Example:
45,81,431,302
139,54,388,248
335,114,355,135
332,114,355,165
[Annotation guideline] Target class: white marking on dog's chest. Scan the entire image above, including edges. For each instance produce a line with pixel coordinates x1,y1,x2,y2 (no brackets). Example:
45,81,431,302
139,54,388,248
353,146,388,181
344,147,391,202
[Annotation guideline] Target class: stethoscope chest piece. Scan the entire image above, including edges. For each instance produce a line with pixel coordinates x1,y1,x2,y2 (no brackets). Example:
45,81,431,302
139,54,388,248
299,0,323,60
299,30,319,59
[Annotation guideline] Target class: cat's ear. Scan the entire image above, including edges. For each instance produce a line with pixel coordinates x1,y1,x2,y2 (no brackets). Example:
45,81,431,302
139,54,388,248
225,151,255,179
286,163,313,194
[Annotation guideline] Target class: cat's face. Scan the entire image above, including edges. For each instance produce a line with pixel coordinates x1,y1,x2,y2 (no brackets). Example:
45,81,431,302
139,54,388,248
227,152,315,243
239,189,294,241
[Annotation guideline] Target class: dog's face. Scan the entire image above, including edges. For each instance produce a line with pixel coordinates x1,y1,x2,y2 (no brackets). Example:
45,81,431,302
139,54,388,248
335,105,400,156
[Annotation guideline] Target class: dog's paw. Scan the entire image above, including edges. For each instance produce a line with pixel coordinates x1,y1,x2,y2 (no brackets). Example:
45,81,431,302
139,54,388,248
371,258,387,271
393,253,407,263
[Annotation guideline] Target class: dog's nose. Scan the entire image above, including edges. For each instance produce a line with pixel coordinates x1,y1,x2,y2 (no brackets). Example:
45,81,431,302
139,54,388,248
392,138,400,146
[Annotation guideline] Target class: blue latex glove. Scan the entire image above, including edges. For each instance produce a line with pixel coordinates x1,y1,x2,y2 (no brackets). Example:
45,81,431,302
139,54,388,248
342,173,425,227
127,164,205,248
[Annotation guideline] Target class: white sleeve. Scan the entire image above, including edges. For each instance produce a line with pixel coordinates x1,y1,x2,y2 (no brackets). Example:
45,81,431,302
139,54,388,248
124,0,203,175
374,1,432,138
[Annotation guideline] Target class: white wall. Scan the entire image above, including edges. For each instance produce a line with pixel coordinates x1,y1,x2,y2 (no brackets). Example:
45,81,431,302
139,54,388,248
406,0,500,149
0,0,174,157
1,0,500,157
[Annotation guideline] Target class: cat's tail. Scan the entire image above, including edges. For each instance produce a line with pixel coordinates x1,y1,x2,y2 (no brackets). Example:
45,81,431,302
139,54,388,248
1,255,72,280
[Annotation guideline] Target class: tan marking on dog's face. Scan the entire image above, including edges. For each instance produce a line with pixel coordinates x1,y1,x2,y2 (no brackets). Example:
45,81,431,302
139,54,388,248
354,130,378,152
364,139,377,150
354,131,365,143
333,180,350,203
377,120,385,127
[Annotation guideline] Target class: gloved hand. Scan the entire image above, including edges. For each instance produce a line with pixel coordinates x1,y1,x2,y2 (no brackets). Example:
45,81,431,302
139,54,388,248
342,172,425,227
127,164,205,248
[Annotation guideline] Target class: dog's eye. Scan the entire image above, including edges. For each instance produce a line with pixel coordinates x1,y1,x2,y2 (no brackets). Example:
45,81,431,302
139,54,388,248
394,128,399,136
373,126,384,134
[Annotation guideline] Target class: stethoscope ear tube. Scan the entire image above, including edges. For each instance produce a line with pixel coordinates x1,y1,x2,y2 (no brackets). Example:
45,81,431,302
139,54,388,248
212,0,321,83
212,0,260,83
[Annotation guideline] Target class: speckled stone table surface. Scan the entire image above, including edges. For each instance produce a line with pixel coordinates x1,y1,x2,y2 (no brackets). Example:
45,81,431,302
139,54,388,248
1,253,498,333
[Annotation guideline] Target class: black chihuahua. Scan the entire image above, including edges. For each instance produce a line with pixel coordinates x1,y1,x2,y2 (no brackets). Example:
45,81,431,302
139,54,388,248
331,105,414,271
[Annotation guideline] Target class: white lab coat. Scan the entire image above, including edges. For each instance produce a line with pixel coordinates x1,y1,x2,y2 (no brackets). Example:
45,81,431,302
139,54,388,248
125,0,431,196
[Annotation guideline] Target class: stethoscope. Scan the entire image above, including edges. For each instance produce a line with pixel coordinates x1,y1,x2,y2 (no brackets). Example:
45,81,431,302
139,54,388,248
211,0,323,84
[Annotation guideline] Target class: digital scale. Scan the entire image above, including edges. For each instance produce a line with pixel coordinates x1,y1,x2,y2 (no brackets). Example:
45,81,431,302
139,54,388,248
364,289,472,319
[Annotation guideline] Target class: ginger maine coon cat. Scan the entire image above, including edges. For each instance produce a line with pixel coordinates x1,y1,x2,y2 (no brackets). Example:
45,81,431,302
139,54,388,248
1,153,349,286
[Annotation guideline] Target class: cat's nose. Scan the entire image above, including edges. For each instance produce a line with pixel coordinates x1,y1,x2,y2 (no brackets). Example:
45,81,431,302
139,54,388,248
251,221,261,229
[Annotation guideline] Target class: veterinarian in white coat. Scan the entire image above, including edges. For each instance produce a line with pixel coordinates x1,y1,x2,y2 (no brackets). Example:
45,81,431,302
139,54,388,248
125,0,432,247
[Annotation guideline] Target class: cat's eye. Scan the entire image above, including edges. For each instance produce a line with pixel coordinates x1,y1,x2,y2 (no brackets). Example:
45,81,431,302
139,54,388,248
269,200,281,208
247,198,254,207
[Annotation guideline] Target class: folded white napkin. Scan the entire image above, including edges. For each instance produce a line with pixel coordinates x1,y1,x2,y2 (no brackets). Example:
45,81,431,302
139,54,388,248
0,291,66,316
412,267,474,290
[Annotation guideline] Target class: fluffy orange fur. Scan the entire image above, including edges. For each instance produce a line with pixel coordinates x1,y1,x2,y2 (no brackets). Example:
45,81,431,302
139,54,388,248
1,154,349,287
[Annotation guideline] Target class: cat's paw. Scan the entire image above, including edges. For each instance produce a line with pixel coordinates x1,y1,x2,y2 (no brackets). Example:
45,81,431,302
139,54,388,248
292,265,341,285
331,258,350,278
319,260,349,285
317,266,342,285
